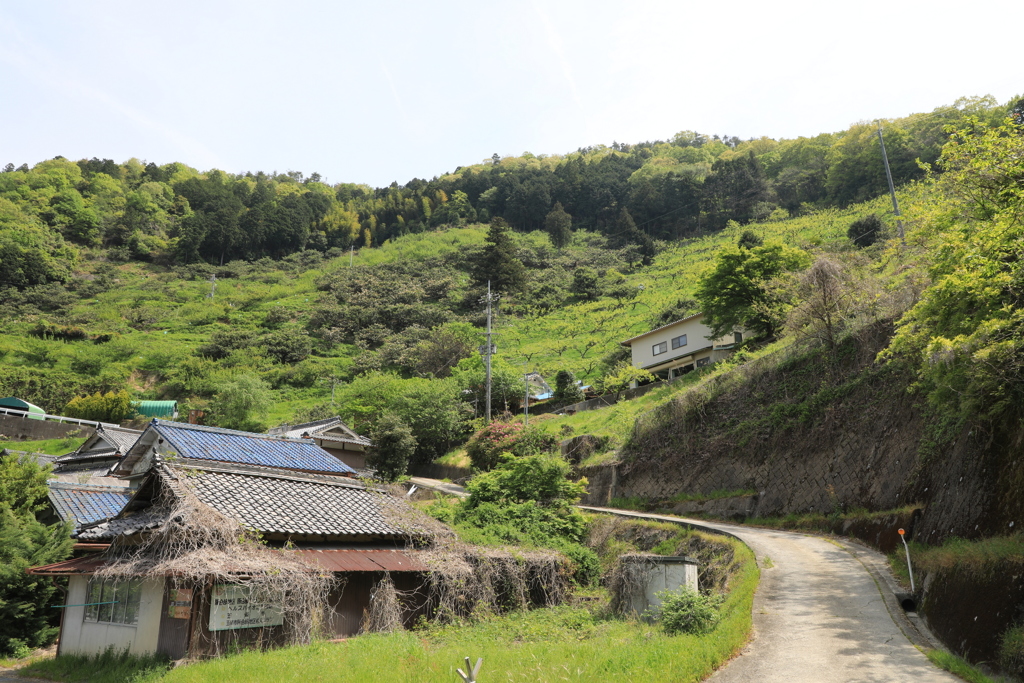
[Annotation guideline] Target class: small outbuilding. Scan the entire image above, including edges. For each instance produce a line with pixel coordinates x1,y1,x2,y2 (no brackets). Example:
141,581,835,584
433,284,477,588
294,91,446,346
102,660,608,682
0,396,46,420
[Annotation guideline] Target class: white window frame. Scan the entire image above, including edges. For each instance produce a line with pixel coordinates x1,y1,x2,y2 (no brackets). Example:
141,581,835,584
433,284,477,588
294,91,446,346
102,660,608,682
83,578,142,626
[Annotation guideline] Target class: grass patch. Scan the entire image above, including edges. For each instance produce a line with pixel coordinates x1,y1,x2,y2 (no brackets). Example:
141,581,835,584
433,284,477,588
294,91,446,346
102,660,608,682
0,435,88,456
906,534,1024,575
21,648,172,683
926,649,998,683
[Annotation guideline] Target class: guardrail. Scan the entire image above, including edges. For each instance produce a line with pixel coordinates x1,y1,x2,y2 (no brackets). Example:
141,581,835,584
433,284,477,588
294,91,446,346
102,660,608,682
0,406,117,430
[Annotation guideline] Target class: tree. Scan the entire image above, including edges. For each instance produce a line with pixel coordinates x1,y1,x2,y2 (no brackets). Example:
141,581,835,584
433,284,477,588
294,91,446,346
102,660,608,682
0,454,73,656
737,230,763,249
554,370,584,405
215,373,272,430
471,218,527,294
695,241,811,339
787,257,857,351
544,202,573,248
847,214,882,247
571,267,601,300
613,208,655,265
368,413,416,481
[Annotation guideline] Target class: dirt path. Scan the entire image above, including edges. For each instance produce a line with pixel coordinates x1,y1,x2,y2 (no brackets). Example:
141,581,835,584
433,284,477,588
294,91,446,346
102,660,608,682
581,507,959,683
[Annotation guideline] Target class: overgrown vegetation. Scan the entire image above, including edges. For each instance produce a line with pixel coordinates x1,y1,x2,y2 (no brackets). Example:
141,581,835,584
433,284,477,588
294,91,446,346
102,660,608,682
21,648,172,683
0,454,73,656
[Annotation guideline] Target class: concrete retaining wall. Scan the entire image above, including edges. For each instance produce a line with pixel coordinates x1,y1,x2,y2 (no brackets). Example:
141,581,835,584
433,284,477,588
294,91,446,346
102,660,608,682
0,413,95,441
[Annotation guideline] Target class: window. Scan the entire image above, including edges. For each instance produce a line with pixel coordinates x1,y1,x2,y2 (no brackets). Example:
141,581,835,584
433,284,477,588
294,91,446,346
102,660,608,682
696,357,711,368
84,578,142,626
671,334,688,349
652,341,668,356
734,332,743,343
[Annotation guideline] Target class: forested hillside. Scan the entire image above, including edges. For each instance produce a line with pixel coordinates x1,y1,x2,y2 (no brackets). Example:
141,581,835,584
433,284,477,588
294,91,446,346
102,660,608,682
0,95,1019,476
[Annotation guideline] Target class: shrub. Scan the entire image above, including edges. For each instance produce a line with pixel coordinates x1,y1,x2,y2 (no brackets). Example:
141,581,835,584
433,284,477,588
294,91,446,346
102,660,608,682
368,413,416,482
999,625,1024,677
464,422,557,471
63,390,135,423
652,586,724,635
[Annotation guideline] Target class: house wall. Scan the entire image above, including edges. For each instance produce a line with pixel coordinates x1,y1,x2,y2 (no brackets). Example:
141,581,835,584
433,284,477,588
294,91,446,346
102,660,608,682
626,316,740,372
59,576,164,656
319,444,366,471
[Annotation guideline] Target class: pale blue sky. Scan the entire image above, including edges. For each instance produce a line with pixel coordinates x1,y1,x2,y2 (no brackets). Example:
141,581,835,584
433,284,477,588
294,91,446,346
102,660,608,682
1,0,1019,187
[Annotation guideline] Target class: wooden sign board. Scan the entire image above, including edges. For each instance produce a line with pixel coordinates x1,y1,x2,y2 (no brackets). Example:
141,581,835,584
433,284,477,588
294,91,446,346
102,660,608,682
168,588,193,619
209,584,283,631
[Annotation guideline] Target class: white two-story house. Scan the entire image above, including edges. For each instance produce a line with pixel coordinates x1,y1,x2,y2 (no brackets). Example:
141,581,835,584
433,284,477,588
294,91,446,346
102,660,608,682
620,313,745,383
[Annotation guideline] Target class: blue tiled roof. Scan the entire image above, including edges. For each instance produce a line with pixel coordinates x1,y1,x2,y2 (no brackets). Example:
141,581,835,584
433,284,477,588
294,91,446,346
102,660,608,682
152,420,357,475
48,482,133,526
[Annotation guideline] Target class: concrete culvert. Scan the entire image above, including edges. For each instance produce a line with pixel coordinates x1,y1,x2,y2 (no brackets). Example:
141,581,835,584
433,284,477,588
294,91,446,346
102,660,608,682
896,592,917,612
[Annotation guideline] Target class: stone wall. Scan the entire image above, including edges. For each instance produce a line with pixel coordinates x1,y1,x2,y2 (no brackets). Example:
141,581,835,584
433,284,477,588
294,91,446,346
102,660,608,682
0,413,95,442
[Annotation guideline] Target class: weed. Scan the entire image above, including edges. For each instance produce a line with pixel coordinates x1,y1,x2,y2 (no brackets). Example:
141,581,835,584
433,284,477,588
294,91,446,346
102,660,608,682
926,649,997,683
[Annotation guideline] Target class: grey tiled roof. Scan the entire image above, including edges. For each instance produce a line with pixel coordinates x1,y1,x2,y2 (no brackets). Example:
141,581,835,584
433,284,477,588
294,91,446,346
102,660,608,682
277,417,371,447
76,509,168,541
55,426,142,466
48,482,133,527
166,465,407,537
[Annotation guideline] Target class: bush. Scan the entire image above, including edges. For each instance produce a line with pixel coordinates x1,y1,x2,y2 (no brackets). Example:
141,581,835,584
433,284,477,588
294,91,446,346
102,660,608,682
999,625,1024,677
652,586,724,635
63,390,135,423
368,413,416,482
464,422,557,471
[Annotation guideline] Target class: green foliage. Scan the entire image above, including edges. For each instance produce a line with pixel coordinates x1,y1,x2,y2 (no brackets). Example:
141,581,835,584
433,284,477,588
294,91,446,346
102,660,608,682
886,116,1024,427
570,267,601,300
63,390,135,423
596,363,656,393
925,649,998,683
695,240,811,338
214,372,272,430
553,369,584,405
368,413,417,482
650,586,725,635
471,218,527,294
21,647,172,683
1000,625,1024,678
544,201,572,248
847,213,881,247
0,454,74,656
464,421,558,472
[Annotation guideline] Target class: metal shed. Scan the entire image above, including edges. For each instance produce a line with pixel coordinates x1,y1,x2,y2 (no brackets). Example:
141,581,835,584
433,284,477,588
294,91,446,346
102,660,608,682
0,396,46,420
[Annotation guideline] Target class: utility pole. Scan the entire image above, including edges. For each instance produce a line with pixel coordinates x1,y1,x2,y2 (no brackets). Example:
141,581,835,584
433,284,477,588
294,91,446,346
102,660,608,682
523,370,531,427
206,274,217,299
349,245,354,267
483,281,494,424
876,122,906,244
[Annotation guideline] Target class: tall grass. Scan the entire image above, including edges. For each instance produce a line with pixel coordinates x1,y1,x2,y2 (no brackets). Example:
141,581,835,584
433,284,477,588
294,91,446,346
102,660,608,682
21,648,172,683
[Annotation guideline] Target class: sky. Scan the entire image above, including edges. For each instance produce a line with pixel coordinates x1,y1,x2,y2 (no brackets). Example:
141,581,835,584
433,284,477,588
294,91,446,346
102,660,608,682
1,0,1019,188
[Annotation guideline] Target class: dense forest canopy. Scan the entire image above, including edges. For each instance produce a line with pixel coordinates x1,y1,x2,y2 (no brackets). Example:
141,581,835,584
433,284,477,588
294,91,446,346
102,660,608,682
1,96,1011,288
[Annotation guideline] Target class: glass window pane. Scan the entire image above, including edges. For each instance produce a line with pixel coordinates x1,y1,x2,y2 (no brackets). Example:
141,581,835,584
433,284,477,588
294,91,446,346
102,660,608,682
123,580,142,626
112,582,128,624
84,580,102,622
97,581,114,622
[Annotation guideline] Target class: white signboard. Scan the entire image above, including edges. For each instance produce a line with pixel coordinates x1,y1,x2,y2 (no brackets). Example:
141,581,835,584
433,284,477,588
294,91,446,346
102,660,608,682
209,584,283,631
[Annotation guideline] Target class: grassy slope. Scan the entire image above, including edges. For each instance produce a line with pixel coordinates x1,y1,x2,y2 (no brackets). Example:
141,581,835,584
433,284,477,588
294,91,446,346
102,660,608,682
0,193,894,428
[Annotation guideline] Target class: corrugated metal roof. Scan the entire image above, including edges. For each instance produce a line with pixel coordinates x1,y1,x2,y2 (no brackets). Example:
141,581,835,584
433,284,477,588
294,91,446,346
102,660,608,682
47,482,133,526
28,554,108,575
153,420,356,475
133,401,177,417
291,549,427,572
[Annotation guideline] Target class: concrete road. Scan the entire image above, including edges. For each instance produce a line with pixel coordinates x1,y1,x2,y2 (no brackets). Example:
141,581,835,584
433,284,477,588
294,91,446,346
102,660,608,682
580,507,959,683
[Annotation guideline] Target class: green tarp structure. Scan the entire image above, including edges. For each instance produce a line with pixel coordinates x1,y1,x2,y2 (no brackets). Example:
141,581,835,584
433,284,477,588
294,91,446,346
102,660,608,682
131,401,178,418
0,397,46,421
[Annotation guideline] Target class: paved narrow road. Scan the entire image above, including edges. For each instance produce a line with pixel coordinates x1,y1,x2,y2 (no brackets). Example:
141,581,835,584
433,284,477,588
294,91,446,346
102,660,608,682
581,507,959,683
